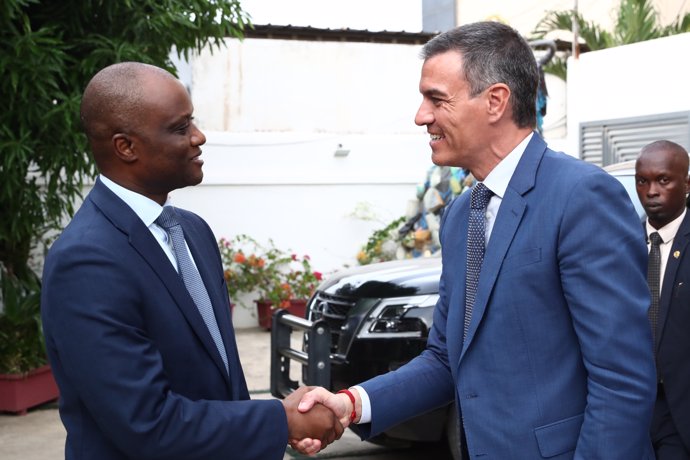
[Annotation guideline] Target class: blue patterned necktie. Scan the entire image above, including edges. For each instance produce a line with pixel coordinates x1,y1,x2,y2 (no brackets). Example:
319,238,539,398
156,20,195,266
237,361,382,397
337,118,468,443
156,206,229,373
464,183,493,340
647,231,662,348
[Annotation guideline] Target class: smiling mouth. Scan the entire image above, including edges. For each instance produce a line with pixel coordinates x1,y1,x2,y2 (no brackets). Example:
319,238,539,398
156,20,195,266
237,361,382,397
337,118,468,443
430,133,444,141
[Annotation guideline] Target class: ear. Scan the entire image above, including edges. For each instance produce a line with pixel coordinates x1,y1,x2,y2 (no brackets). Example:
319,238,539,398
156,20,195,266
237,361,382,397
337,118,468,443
112,133,137,164
486,83,510,124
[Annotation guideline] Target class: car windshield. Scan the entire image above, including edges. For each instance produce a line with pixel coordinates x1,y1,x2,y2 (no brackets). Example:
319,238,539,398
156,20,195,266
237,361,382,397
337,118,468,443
611,172,645,219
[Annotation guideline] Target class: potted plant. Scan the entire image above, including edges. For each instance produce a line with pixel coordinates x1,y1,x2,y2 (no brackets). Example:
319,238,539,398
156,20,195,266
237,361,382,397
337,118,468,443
0,271,59,415
261,253,323,326
219,236,322,329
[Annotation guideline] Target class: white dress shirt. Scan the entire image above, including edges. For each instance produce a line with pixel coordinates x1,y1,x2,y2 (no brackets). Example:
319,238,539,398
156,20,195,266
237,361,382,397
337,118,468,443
99,175,189,272
646,208,686,295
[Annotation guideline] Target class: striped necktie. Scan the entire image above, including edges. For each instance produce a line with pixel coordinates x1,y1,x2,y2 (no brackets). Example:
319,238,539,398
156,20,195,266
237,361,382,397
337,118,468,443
156,206,229,373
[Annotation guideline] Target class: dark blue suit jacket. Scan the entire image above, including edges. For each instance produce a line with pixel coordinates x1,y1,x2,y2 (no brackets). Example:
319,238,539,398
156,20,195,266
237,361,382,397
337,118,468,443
359,134,656,459
656,210,690,449
41,178,287,459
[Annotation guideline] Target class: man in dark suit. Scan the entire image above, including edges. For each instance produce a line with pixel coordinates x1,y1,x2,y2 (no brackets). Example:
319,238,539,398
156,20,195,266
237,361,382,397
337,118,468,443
41,62,341,459
636,140,690,459
295,21,656,459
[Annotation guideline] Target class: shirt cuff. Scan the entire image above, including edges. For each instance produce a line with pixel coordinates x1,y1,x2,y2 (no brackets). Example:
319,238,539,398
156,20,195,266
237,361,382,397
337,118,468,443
352,385,371,424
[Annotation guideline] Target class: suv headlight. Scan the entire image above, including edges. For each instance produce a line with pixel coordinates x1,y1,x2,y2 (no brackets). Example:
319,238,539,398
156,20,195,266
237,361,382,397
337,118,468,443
358,294,439,339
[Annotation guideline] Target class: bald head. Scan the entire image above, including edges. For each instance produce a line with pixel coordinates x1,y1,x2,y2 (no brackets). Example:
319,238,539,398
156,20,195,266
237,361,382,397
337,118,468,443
635,140,690,229
80,62,178,166
638,140,689,170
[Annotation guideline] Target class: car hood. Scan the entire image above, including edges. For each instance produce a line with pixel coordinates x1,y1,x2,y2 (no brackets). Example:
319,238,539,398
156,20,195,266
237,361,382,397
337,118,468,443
319,257,442,298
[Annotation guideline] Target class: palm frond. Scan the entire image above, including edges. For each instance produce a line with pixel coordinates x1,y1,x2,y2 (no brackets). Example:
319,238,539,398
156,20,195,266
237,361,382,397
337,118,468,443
614,0,662,44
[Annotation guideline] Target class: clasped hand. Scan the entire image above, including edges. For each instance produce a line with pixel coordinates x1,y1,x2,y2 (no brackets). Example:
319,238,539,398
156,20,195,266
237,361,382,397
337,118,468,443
282,386,354,455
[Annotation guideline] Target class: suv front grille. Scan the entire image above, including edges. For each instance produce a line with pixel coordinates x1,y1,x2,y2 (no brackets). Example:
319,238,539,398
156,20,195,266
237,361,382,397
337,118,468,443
309,291,356,351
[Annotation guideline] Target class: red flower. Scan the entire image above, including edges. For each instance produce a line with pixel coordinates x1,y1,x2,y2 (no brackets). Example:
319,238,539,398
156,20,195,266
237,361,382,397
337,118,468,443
314,271,323,281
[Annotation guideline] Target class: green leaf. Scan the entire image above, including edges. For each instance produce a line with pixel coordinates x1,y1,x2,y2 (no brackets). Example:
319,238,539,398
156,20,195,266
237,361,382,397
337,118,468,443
0,0,250,372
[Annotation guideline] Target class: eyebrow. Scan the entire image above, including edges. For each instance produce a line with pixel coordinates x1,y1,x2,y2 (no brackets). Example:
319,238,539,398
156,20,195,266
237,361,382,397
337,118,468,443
422,88,448,98
167,113,192,126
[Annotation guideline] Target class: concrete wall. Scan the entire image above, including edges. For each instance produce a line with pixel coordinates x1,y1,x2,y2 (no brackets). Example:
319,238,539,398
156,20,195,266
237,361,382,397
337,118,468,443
180,37,441,326
191,38,426,134
566,32,690,154
166,131,432,327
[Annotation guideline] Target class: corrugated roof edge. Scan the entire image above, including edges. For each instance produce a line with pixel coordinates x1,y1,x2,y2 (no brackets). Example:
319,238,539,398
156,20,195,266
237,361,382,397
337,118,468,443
243,24,438,45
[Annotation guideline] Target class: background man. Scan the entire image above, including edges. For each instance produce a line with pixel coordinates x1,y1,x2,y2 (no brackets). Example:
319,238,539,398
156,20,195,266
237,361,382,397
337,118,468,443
297,21,656,459
636,140,690,459
41,62,341,459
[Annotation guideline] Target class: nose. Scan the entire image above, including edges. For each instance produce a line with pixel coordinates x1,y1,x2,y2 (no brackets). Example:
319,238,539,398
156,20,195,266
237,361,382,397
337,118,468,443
647,182,660,197
191,123,206,146
415,99,433,127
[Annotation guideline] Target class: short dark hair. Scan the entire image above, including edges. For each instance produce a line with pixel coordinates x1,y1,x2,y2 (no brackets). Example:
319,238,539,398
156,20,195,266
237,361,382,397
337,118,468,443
421,21,538,129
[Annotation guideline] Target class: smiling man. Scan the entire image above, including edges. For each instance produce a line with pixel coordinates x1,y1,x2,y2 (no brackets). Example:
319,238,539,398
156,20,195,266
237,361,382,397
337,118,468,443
41,62,342,459
636,140,690,459
297,21,656,459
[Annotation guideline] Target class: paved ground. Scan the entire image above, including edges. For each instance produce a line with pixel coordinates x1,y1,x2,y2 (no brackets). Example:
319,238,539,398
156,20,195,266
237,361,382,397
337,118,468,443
0,327,451,459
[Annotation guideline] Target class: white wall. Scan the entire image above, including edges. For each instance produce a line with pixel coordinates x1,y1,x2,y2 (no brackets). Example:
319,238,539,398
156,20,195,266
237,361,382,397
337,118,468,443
169,131,432,271
192,38,426,135
566,32,690,154
167,131,433,327
171,36,440,327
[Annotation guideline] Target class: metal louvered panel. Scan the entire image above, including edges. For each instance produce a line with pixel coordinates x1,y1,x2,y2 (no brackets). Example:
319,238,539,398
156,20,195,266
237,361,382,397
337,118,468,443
580,111,690,166
581,127,604,165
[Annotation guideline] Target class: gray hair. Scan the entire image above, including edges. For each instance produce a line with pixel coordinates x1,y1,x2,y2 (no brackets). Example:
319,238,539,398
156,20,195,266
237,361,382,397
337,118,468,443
421,21,539,129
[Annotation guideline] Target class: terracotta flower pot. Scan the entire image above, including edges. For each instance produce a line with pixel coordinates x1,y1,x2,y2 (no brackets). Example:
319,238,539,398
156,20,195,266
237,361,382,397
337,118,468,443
255,298,308,330
0,365,59,415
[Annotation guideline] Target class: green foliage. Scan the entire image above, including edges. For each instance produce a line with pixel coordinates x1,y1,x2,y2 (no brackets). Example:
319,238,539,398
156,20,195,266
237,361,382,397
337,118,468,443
0,271,43,374
532,0,690,78
356,216,406,265
0,0,250,372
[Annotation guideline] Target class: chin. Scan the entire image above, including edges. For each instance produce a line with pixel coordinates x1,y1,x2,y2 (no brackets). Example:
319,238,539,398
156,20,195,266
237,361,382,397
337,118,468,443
431,151,459,168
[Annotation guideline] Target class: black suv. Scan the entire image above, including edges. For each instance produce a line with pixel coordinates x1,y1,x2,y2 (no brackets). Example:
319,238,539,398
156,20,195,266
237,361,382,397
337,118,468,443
304,256,454,447
271,255,459,455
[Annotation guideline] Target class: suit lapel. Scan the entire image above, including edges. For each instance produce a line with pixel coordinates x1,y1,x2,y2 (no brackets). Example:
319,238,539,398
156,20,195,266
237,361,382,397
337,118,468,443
657,211,690,352
460,134,544,358
89,180,232,385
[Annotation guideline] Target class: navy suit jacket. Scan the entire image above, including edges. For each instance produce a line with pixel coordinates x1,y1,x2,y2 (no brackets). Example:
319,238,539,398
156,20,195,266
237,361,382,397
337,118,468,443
656,210,690,449
359,134,657,459
41,178,287,459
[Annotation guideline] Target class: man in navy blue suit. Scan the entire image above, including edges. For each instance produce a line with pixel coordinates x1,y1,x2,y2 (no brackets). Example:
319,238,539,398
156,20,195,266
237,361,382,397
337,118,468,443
296,21,656,459
636,140,690,459
41,62,342,459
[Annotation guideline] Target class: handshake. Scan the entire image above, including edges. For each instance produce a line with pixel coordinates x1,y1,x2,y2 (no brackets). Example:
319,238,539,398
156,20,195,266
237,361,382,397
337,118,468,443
281,386,361,455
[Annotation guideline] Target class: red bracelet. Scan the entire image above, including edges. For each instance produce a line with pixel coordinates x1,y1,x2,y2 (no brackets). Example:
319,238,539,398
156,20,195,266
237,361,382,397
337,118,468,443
337,389,357,424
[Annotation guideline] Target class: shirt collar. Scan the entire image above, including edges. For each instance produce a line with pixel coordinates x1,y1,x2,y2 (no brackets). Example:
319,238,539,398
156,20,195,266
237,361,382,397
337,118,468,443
646,207,687,244
99,175,168,226
482,132,533,198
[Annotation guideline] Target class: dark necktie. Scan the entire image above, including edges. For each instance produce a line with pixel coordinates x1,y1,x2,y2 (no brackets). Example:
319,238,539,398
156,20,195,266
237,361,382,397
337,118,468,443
647,231,662,347
465,183,493,340
156,206,229,373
